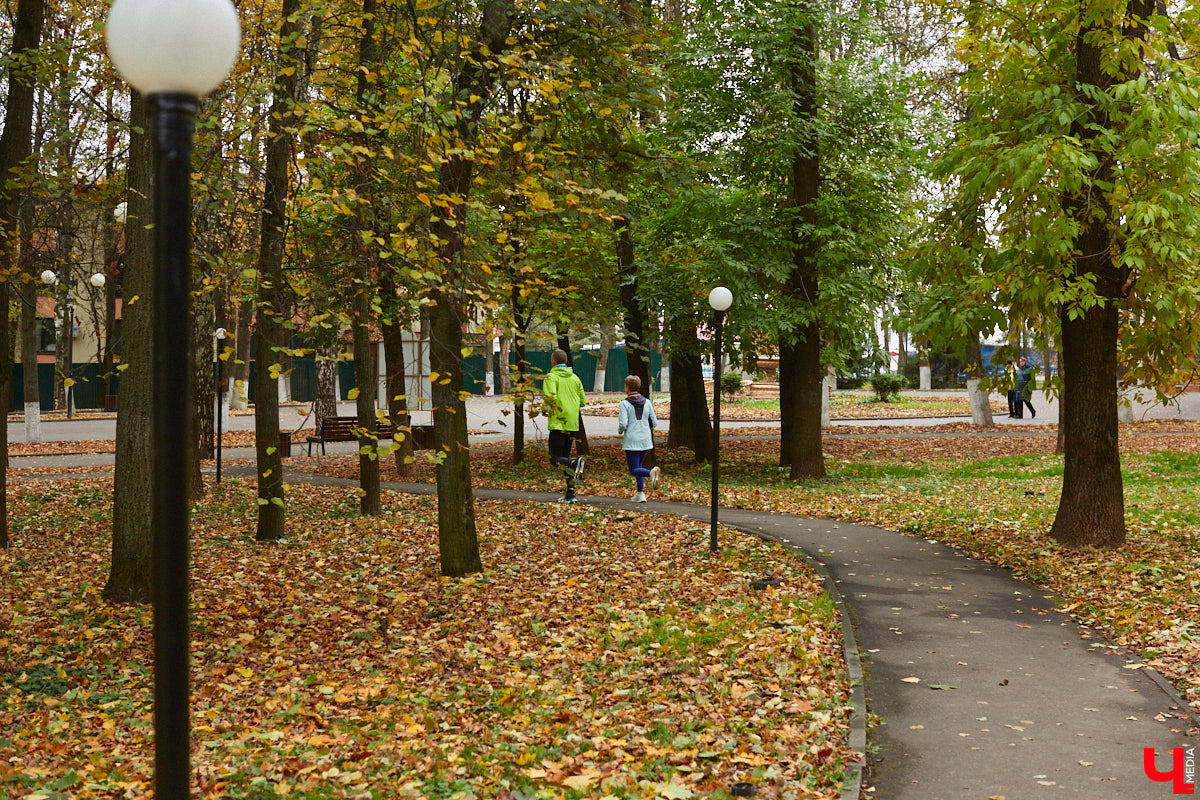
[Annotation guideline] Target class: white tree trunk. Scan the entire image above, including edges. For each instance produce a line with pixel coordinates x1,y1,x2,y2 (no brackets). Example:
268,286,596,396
498,336,511,395
967,378,994,426
24,402,41,443
821,369,835,428
230,378,249,410
377,341,388,406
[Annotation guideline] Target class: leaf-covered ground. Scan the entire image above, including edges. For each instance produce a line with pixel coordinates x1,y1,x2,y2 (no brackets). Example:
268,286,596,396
0,481,853,799
298,420,1200,718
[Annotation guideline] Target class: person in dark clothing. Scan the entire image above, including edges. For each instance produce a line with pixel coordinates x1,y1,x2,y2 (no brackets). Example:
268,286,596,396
1014,356,1036,419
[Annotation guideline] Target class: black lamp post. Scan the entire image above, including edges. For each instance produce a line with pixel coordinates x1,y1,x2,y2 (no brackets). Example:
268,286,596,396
708,286,733,553
105,2,240,796
216,327,227,483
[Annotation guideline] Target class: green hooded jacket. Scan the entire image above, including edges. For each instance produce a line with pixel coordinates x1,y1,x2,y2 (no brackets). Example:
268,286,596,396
542,364,586,432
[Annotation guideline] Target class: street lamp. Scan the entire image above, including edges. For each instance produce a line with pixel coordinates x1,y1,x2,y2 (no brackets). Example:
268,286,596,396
215,328,227,484
105,1,240,796
708,286,733,553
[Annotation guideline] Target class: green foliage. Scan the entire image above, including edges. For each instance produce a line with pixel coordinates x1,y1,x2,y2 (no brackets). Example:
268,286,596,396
911,0,1200,396
720,372,744,398
633,0,919,371
869,373,906,402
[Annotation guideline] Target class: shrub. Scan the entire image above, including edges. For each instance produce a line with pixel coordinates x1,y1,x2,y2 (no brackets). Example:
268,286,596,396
870,373,906,402
720,371,744,398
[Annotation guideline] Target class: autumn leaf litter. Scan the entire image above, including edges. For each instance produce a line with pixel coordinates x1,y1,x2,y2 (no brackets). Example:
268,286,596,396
1,479,854,798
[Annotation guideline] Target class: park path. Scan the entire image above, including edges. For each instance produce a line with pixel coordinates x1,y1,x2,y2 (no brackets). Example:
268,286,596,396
268,469,1197,800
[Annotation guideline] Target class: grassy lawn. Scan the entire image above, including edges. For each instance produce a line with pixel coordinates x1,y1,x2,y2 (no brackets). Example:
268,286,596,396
0,480,854,799
300,423,1200,717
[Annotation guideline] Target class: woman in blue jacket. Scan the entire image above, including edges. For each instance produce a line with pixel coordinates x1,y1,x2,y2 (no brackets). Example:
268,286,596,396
618,375,660,502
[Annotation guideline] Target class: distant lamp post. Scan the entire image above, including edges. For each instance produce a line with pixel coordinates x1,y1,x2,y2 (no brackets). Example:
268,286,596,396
105,1,240,797
215,327,227,484
708,286,733,553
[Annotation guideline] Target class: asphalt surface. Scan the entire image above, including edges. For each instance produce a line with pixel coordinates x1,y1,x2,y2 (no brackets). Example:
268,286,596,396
9,389,1200,798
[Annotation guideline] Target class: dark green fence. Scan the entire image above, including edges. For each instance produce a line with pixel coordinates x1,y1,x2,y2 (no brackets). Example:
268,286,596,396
12,348,660,411
10,363,120,411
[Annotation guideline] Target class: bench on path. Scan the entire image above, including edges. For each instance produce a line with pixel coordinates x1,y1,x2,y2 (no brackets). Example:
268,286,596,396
305,415,437,455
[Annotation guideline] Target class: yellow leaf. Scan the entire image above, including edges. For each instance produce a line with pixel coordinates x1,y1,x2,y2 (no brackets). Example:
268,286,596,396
513,141,526,152
563,774,596,790
236,667,254,678
347,388,360,400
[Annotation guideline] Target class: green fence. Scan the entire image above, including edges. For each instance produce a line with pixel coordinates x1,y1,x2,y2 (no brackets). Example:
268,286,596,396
10,363,120,411
11,348,660,411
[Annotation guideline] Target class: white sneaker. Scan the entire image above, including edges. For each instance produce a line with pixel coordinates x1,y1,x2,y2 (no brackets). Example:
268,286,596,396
632,491,646,503
573,456,586,479
649,466,660,488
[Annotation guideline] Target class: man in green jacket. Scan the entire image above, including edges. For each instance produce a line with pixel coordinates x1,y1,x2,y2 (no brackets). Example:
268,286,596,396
542,348,587,502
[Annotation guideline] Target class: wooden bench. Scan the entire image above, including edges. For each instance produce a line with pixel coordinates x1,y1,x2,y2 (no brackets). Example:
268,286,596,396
305,415,435,455
306,415,395,456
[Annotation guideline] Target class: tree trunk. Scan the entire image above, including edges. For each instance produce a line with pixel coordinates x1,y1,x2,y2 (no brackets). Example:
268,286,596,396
50,211,75,411
190,274,216,494
314,347,339,427
667,354,692,448
498,335,511,394
381,310,413,477
682,347,712,463
96,90,119,406
595,325,614,392
1055,351,1066,455
351,0,382,515
1048,9,1136,548
668,323,712,462
512,329,528,464
106,91,154,600
350,0,381,515
966,337,994,426
255,0,305,542
779,1,825,480
429,290,482,575
616,214,652,398
426,0,517,576
230,296,253,409
780,330,825,479
19,270,42,443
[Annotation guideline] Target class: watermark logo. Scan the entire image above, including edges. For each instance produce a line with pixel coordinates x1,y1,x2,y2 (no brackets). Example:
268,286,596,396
1144,747,1196,795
